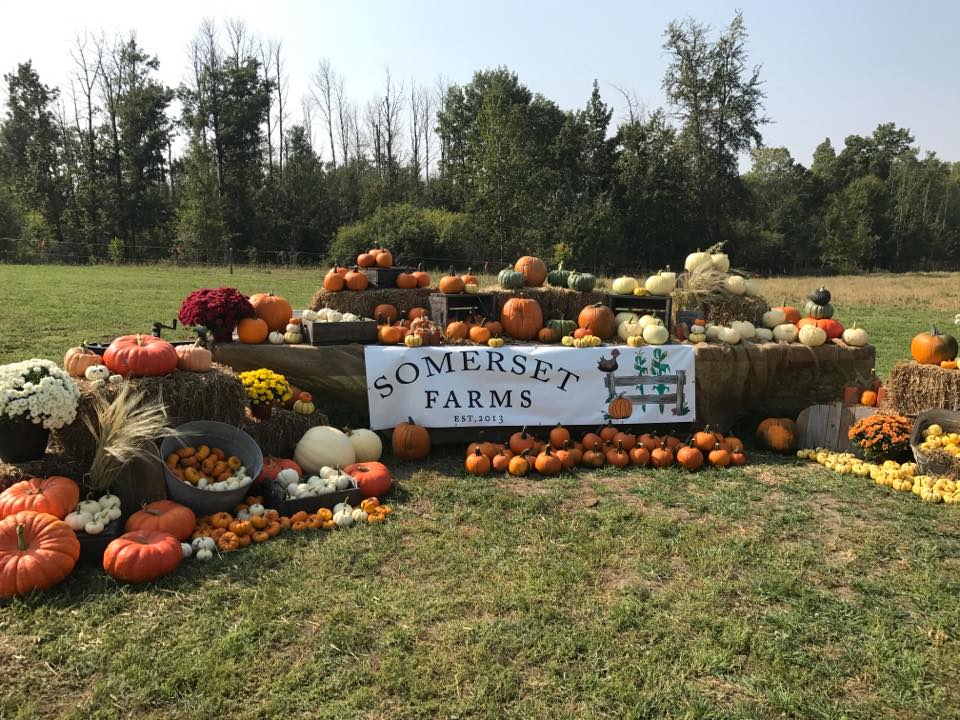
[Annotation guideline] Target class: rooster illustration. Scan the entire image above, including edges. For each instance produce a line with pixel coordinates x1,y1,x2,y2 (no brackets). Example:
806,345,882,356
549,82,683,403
597,348,620,372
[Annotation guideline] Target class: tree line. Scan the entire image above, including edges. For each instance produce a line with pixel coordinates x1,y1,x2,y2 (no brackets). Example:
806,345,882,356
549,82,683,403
1,13,958,274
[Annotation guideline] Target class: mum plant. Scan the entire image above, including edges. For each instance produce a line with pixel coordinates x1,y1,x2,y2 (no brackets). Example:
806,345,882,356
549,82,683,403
0,359,80,430
178,287,254,340
238,369,292,407
848,414,912,462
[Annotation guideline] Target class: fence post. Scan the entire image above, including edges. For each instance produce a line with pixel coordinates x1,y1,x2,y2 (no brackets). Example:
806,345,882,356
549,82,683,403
228,245,233,275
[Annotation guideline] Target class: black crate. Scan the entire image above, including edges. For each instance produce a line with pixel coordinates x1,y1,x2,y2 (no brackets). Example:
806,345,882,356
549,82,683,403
363,266,413,289
606,293,673,327
303,320,379,346
261,478,363,516
429,293,498,330
76,519,123,567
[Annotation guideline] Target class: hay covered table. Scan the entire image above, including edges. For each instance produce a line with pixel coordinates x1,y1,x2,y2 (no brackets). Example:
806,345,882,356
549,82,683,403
212,341,875,433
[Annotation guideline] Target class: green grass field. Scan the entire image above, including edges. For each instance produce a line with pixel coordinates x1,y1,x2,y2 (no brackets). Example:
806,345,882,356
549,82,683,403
1,264,959,719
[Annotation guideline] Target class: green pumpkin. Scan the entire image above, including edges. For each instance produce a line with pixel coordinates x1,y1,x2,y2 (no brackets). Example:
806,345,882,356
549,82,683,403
567,271,597,292
547,262,570,288
547,318,577,337
804,300,834,319
498,267,525,289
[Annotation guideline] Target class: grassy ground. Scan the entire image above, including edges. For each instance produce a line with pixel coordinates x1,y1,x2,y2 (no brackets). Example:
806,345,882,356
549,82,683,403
1,264,959,719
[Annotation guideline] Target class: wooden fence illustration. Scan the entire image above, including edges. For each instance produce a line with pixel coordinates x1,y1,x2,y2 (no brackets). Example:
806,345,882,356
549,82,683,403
603,370,687,415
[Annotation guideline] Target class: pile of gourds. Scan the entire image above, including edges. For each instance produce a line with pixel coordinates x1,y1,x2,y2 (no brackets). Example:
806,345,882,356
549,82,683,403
463,424,747,477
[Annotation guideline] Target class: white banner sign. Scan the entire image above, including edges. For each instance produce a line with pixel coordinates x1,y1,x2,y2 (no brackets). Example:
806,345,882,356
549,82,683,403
364,345,695,430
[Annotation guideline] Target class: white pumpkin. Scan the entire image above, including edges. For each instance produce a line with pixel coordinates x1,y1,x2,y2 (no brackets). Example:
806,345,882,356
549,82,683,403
754,328,773,342
660,269,677,283
645,271,676,296
345,428,383,462
618,321,643,342
276,467,300,487
762,308,786,329
638,314,661,329
744,278,758,297
614,311,639,326
718,326,741,345
730,320,756,340
84,520,105,536
773,323,799,343
642,323,669,345
705,325,722,342
327,310,344,323
684,250,713,273
711,253,730,273
192,536,216,552
268,331,284,345
85,364,111,382
799,324,827,347
342,312,360,322
98,494,120,509
196,547,214,561
351,508,368,523
333,507,354,527
294,425,356,474
841,323,869,347
611,276,638,295
724,275,746,296
181,542,193,559
65,511,92,532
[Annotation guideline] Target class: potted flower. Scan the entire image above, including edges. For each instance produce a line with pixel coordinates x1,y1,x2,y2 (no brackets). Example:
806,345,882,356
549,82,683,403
178,287,255,343
238,368,292,420
847,413,912,462
0,359,81,462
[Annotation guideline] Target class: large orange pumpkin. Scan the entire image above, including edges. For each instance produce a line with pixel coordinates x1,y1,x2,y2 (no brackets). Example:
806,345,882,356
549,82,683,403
343,462,393,498
344,268,369,291
756,418,797,453
514,256,548,287
500,298,543,340
103,530,183,584
577,304,616,340
63,346,104,378
0,511,80,598
103,334,178,377
125,500,196,541
816,318,845,340
412,265,431,288
392,417,431,460
323,268,345,292
237,317,269,344
0,476,79,520
250,292,293,332
911,325,959,366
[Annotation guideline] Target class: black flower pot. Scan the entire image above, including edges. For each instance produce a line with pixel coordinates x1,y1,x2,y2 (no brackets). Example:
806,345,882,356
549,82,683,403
0,420,50,462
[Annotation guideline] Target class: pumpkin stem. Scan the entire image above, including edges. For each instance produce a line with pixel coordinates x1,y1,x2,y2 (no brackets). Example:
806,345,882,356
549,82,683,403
16,523,27,552
408,416,415,425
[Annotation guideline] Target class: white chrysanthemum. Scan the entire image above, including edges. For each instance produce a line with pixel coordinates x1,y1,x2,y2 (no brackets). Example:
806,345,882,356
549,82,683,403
0,359,80,430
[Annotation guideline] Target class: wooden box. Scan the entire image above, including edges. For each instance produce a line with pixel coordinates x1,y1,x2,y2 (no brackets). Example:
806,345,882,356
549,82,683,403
76,519,123,567
363,266,412,289
261,479,363,516
606,293,673,326
429,293,498,330
303,320,378,346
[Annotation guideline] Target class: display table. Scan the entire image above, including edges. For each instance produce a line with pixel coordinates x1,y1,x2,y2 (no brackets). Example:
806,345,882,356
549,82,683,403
213,341,875,434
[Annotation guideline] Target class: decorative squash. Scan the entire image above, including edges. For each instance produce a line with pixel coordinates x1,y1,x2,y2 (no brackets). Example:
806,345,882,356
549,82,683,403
0,511,80,598
607,393,632,420
940,361,958,371
392,417,431,460
103,334,178,377
250,292,293,332
343,462,393,497
577,304,616,340
439,268,465,294
293,392,315,415
103,530,183,584
547,318,576,338
755,418,796,453
0,476,79,521
809,287,832,305
176,339,213,372
911,325,958,365
500,298,544,340
125,500,196,541
514,256,547,287
567,271,597,292
547,263,571,288
465,448,492,476
804,300,834,319
63,346,104,378
498,266,525,289
344,268,369,291
294,426,357,474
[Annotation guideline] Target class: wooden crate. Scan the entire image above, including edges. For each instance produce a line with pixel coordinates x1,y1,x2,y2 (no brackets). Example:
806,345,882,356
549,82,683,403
796,402,878,455
303,320,378,346
429,293,498,330
363,266,412,289
606,294,673,326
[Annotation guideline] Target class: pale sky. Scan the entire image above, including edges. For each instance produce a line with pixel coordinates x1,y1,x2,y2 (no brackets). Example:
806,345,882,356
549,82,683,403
2,0,958,166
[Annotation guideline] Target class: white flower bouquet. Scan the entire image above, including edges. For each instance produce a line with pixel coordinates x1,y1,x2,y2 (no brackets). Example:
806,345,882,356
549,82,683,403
0,359,81,430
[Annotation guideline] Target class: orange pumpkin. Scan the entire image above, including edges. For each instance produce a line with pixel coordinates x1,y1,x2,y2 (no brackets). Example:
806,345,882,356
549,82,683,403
537,327,557,343
755,418,797,453
103,530,183,583
692,428,719,453
103,334,178,377
374,304,399,324
392,417,431,460
613,431,635,450
651,440,674,468
629,445,650,467
0,476,79,521
549,424,571,450
509,427,537,455
860,390,878,407
514,256,548,287
357,252,377,268
599,424,618,443
375,249,393,268
507,450,532,476
491,450,511,473
342,462,393,497
250,292,293,333
534,447,563,474
63,346,104,378
460,268,479,285
582,443,605,468
439,269,465,294
176,340,213,371
911,325,959,365
465,448,492,476
344,268,369,291
470,324,492,344
577,304,616,340
412,265,431,288
237,317,269,344
396,272,417,289
0,511,80,598
500,298,543,340
323,268,345,292
605,442,630,468
708,443,731,467
125,500,196,541
676,443,704,471
774,305,802,325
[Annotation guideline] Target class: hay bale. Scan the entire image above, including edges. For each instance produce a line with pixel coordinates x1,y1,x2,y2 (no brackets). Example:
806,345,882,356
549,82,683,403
241,407,329,458
311,288,435,319
885,361,960,416
0,450,88,493
55,364,246,466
